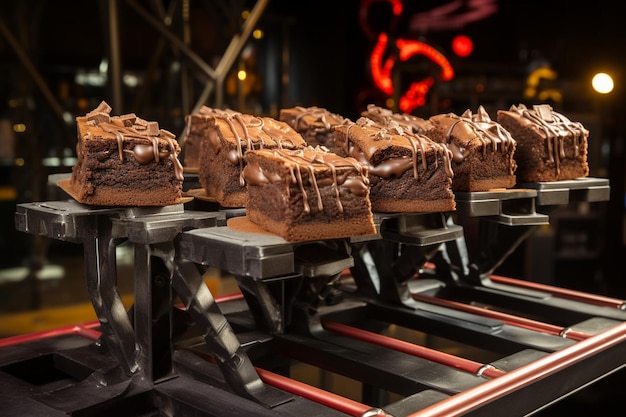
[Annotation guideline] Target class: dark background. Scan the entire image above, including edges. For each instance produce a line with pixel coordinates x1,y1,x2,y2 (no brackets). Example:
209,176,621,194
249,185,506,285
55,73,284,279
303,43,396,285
3,0,623,290
0,1,625,415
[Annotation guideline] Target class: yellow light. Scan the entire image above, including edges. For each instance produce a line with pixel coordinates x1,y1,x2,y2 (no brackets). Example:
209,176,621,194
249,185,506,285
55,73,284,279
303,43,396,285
13,123,26,133
15,158,24,166
241,10,250,20
592,72,614,94
253,29,264,39
238,70,247,81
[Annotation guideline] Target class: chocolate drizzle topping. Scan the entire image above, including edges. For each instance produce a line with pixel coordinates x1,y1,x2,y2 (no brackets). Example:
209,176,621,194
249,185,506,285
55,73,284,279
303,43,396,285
84,100,184,181
441,106,516,174
210,112,305,186
183,106,240,153
291,106,344,133
341,117,454,180
509,103,587,176
243,147,369,216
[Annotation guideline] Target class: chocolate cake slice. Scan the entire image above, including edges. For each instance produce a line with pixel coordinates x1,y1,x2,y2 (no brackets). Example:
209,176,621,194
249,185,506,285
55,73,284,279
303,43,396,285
279,106,347,156
242,146,376,242
333,117,456,213
69,101,184,206
182,106,241,171
497,103,589,182
198,112,307,207
425,106,517,192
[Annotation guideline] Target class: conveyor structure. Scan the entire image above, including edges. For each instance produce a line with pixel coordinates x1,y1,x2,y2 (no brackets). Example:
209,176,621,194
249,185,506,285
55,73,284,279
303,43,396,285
3,176,624,417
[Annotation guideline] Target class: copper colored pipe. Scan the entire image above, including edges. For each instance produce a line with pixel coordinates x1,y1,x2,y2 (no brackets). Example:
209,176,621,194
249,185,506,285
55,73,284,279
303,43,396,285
0,293,245,347
322,320,505,379
214,291,245,303
0,293,376,415
196,345,378,416
489,274,626,309
216,294,384,415
0,321,101,348
405,320,626,417
255,367,375,416
411,293,589,341
419,262,625,309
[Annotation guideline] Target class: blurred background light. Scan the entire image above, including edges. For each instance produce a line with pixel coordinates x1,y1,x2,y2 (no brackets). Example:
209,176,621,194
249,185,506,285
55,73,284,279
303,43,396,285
452,35,473,57
592,72,614,94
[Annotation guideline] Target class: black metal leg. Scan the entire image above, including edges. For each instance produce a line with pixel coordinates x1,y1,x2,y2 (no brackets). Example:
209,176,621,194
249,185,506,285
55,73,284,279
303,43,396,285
84,234,139,377
171,256,266,401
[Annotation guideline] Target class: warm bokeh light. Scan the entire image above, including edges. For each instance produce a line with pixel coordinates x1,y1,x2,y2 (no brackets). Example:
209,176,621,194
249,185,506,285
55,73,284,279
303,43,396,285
524,67,560,102
253,29,264,39
237,70,247,81
592,72,614,94
452,35,473,57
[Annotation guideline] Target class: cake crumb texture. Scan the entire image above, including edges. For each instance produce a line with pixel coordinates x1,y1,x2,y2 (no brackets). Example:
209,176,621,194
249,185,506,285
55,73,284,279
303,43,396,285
70,100,184,206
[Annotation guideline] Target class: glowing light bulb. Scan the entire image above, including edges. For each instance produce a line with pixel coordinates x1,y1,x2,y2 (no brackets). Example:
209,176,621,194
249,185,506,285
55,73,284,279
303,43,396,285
592,72,614,94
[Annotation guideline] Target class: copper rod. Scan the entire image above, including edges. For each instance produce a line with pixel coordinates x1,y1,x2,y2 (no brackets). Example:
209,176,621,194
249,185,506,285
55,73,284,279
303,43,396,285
255,367,374,416
0,321,101,348
411,293,589,341
419,262,625,309
489,274,626,309
405,320,626,417
214,291,245,303
322,320,505,379
196,342,377,416
0,293,244,347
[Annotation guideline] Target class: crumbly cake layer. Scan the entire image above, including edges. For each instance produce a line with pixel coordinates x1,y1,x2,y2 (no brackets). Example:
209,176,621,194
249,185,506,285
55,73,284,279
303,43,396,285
70,101,183,206
242,147,376,242
425,106,517,192
279,106,347,156
497,104,589,182
333,117,456,213
182,106,241,170
198,112,307,207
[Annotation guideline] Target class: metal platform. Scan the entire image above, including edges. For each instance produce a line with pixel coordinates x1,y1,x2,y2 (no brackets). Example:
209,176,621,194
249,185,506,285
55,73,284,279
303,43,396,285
3,176,623,417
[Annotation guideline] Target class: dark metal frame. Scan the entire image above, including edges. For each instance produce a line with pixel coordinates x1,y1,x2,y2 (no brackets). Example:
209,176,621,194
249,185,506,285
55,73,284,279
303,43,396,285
4,176,625,416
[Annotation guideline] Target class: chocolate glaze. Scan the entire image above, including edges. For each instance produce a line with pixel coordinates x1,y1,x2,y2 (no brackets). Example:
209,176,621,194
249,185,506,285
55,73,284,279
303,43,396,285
283,106,345,133
184,106,240,146
339,117,454,181
243,147,369,215
182,107,242,168
431,106,516,175
504,103,587,176
82,100,184,181
208,112,306,186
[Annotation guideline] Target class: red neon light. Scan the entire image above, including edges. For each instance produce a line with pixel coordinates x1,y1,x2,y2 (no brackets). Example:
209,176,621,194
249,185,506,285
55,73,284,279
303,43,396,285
359,0,403,40
370,34,455,113
452,35,473,57
396,38,454,81
390,0,403,15
370,33,394,94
